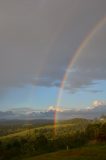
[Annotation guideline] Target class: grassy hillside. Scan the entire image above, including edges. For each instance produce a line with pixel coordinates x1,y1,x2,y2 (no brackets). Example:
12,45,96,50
0,118,106,160
24,144,106,160
0,118,91,140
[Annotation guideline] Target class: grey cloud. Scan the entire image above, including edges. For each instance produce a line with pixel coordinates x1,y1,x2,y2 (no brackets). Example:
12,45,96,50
0,0,106,93
65,23,106,92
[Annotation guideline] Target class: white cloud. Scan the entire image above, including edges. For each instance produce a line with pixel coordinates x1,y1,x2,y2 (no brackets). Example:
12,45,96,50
48,106,63,112
92,100,105,108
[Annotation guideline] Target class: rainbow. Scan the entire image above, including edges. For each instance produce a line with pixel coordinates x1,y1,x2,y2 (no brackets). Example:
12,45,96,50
53,16,106,136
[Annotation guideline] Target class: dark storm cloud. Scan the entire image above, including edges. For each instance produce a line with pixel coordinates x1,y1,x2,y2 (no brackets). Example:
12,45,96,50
0,0,106,92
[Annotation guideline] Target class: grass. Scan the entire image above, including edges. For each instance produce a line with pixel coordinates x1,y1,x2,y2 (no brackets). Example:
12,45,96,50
0,122,80,140
0,125,53,140
23,143,106,160
0,118,91,141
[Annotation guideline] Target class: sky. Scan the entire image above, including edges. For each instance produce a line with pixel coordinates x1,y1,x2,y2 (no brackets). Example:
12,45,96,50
0,0,106,110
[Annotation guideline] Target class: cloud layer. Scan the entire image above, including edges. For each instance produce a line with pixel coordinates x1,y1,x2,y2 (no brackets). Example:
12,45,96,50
0,100,106,120
65,23,106,92
0,0,106,93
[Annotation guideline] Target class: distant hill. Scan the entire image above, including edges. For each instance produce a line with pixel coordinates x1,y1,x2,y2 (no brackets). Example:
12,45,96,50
0,105,106,120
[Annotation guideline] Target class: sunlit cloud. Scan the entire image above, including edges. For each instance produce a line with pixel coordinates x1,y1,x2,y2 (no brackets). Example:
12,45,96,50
48,106,63,112
92,100,105,108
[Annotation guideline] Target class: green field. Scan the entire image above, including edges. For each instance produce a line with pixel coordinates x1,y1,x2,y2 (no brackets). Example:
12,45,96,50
0,118,90,140
0,118,106,160
24,144,106,160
